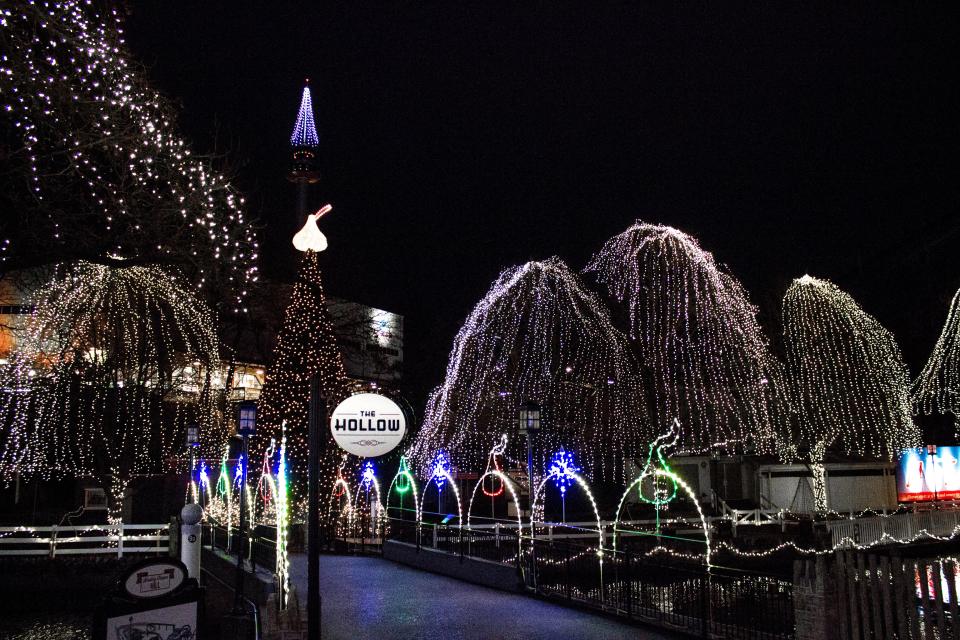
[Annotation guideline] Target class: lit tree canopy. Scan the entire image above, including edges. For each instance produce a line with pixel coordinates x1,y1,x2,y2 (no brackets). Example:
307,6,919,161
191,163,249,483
0,0,258,311
782,275,919,460
585,221,784,454
410,257,648,482
913,287,960,421
0,262,222,487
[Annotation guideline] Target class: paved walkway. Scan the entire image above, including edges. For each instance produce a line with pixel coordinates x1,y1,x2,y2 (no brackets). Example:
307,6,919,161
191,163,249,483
292,553,676,640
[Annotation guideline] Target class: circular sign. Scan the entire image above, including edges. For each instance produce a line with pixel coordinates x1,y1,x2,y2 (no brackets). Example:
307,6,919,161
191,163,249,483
330,393,406,457
121,559,187,599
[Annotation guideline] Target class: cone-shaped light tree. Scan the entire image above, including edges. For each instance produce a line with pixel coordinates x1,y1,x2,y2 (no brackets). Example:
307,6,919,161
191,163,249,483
410,257,648,482
913,287,960,422
254,249,347,492
782,276,919,506
585,221,785,454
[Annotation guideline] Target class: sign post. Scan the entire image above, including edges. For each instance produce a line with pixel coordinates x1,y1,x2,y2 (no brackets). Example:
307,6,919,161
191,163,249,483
234,401,256,616
307,376,323,640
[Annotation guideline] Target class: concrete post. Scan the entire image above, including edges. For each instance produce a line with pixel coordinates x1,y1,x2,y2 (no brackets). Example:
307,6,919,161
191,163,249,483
181,503,203,579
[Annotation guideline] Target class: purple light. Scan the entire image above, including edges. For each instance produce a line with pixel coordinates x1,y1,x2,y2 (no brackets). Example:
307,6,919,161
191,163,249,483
290,84,319,147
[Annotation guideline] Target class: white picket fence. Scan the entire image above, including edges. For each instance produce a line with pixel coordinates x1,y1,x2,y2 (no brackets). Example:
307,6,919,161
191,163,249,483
827,509,960,548
0,523,171,557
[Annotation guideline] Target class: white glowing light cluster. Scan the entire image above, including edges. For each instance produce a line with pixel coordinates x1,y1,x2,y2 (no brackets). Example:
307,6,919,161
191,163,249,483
0,263,222,492
782,275,919,460
0,1,258,310
913,287,960,420
585,222,783,454
410,258,647,481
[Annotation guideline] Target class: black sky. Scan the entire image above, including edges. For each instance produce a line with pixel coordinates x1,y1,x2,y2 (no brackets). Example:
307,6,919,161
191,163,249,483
125,2,960,404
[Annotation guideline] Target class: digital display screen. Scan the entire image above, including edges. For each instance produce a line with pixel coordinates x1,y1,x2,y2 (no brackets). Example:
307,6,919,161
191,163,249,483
896,446,960,502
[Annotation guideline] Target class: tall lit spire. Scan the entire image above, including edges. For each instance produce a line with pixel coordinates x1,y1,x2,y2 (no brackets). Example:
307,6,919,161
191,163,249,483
288,80,320,212
290,81,319,148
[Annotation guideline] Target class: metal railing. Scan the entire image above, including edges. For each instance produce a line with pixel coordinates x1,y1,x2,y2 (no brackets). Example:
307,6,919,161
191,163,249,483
827,509,960,548
375,516,793,639
0,523,170,557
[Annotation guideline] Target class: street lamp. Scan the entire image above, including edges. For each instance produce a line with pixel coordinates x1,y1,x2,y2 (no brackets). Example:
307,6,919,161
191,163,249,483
234,400,256,615
519,401,540,586
186,422,199,504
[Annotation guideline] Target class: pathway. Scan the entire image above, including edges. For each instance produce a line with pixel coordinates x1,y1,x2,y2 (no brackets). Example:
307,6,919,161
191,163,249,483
291,553,679,640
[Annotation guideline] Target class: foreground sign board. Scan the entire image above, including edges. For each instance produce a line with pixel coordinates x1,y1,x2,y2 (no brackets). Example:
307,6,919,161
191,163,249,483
330,393,406,457
896,446,960,502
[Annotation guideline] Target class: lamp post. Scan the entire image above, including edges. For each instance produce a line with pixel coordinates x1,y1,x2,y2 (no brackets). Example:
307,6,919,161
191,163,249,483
233,400,256,615
519,401,540,587
186,422,199,504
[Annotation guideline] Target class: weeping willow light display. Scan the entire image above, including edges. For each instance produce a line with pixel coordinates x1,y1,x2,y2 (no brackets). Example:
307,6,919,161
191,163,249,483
913,287,960,422
410,258,647,482
585,222,784,454
0,263,223,519
0,1,258,309
253,250,347,502
783,276,919,498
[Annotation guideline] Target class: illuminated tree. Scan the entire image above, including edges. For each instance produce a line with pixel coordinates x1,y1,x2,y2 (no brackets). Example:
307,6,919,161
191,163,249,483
782,275,919,468
0,262,222,521
0,0,258,311
254,251,347,493
585,222,785,454
410,257,648,483
913,287,960,423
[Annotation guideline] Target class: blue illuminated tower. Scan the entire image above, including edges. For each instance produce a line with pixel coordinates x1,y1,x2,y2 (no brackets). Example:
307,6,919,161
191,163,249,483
288,80,321,219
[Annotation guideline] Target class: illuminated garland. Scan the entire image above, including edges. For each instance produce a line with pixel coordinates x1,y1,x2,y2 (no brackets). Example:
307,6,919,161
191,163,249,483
466,436,522,530
913,286,960,421
585,221,784,454
783,275,919,466
0,1,258,308
410,258,647,482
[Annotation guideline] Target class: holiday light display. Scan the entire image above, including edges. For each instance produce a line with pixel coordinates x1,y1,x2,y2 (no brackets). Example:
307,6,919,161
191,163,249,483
0,1,257,310
327,457,353,537
290,84,320,148
353,461,385,538
530,448,602,548
481,436,507,498
613,425,711,566
0,263,223,517
387,456,420,522
783,276,919,476
585,222,784,454
913,287,960,421
410,258,648,482
466,436,522,530
292,205,332,253
275,435,291,608
423,451,462,525
254,250,348,499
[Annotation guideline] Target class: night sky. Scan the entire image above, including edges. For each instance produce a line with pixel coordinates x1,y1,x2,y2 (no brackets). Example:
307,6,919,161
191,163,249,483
125,3,960,405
